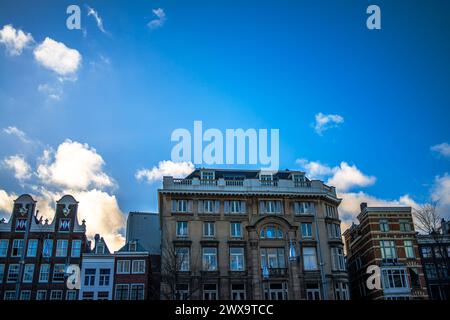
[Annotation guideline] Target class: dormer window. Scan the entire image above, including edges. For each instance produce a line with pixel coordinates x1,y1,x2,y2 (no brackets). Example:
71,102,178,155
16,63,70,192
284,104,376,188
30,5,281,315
201,171,215,180
129,241,137,252
96,244,105,254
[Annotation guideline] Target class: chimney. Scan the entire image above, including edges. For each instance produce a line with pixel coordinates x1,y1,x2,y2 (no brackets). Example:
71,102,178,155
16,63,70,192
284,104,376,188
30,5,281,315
360,202,368,212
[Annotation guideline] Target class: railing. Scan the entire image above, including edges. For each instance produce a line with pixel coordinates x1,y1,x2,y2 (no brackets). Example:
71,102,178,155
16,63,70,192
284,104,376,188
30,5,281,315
225,180,244,186
294,181,311,188
173,178,192,185
262,267,289,277
260,180,278,187
200,179,217,186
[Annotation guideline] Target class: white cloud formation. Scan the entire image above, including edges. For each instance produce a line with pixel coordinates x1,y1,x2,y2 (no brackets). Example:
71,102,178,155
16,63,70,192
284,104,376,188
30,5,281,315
2,155,31,181
431,142,450,158
0,189,16,215
33,37,81,77
313,112,344,135
0,24,33,56
296,159,376,192
148,8,166,29
3,126,30,143
431,173,450,207
38,83,62,101
87,6,107,33
136,160,194,183
37,139,114,190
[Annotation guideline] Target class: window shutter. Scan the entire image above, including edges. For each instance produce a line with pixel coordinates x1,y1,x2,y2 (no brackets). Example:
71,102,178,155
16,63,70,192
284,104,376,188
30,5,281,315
215,200,220,214
188,200,193,213
172,200,177,212
198,200,203,214
259,201,265,214
240,201,246,214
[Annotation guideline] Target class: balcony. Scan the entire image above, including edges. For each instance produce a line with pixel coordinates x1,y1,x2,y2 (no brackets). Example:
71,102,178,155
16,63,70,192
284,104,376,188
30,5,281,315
262,267,289,278
163,177,337,197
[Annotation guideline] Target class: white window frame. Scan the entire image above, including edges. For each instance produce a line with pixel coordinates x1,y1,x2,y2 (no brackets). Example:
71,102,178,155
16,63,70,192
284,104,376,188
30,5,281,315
176,221,188,237
203,222,215,237
71,240,82,258
404,240,415,258
230,222,242,238
27,239,38,257
56,239,68,257
43,239,53,257
52,264,66,282
39,264,50,283
130,283,145,300
0,264,4,284
0,239,8,257
202,247,218,271
132,260,146,274
230,247,245,271
50,290,63,300
115,284,130,300
23,264,34,283
117,260,131,274
20,290,31,300
36,290,47,300
303,247,318,271
176,247,190,272
12,239,24,257
7,264,19,283
301,223,313,238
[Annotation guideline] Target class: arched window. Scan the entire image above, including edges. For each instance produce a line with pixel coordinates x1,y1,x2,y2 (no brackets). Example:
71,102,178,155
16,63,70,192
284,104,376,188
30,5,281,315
260,225,284,239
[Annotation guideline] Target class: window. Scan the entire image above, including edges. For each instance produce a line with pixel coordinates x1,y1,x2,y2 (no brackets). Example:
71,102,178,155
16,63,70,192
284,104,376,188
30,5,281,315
224,200,246,214
7,264,19,283
404,240,415,258
327,223,341,239
23,264,34,283
424,263,437,279
203,222,215,237
260,248,286,269
130,284,145,300
66,290,77,300
0,264,4,284
301,223,313,238
20,291,31,300
230,222,242,238
260,200,282,214
36,290,47,300
176,221,188,237
84,268,96,286
27,239,38,257
203,200,215,213
294,202,315,215
56,240,68,257
96,244,105,254
382,269,409,289
115,284,129,300
260,225,283,239
421,246,432,258
303,247,318,271
437,263,448,279
4,291,16,300
434,247,444,258
202,247,218,271
203,283,218,300
231,284,246,300
380,240,397,260
335,282,349,300
325,204,337,218
0,239,8,257
12,239,24,257
176,247,190,271
399,220,412,232
82,292,94,300
43,239,53,257
172,199,190,213
71,240,82,257
306,283,321,300
201,171,215,180
260,174,273,184
53,264,65,282
39,264,50,282
99,268,111,286
331,248,346,271
117,260,131,274
132,260,146,274
230,247,245,271
379,219,389,232
176,284,190,300
50,290,63,300
97,291,109,300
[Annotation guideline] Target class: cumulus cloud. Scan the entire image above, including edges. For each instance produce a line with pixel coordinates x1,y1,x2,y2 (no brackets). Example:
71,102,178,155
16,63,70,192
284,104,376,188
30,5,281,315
148,8,166,29
0,189,16,215
2,155,31,181
38,83,63,101
87,6,107,34
33,37,81,77
312,112,344,135
296,159,376,192
3,126,30,143
136,160,194,183
37,139,114,190
0,24,33,56
431,173,450,207
431,142,450,159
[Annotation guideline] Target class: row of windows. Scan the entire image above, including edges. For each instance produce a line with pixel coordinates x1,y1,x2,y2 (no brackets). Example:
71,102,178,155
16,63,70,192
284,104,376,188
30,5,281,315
172,200,333,217
115,283,145,300
0,239,81,258
0,263,69,284
379,240,416,260
83,268,112,287
421,246,450,259
116,259,146,274
3,290,77,301
173,246,346,273
379,219,413,232
423,262,449,280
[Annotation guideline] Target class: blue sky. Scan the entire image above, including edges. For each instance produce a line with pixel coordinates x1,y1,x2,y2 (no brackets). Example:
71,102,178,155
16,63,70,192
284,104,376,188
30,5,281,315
0,0,449,247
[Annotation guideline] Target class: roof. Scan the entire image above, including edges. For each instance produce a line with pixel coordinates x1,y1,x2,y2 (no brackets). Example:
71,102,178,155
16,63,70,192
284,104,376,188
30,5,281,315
185,168,307,180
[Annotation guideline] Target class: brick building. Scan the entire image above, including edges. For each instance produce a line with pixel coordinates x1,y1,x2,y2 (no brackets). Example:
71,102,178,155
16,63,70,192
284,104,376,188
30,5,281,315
159,168,349,300
0,194,89,300
343,203,428,300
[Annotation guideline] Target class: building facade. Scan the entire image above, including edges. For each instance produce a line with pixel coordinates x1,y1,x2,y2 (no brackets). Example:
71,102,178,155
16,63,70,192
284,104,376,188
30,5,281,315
343,203,428,300
0,194,89,300
79,234,114,300
159,169,349,300
126,211,161,254
417,219,450,300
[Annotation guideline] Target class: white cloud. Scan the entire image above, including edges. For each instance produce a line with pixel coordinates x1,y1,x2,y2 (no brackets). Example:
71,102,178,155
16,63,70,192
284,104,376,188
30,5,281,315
296,159,376,192
37,139,114,190
312,112,344,135
38,83,62,101
431,173,450,207
0,24,33,56
0,189,16,215
87,6,107,34
136,160,194,183
3,126,30,143
431,142,450,158
148,8,166,30
2,155,31,181
33,37,81,77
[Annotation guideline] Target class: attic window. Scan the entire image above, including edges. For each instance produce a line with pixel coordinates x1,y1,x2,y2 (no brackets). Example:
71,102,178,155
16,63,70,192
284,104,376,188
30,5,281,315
201,171,215,180
129,241,137,252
